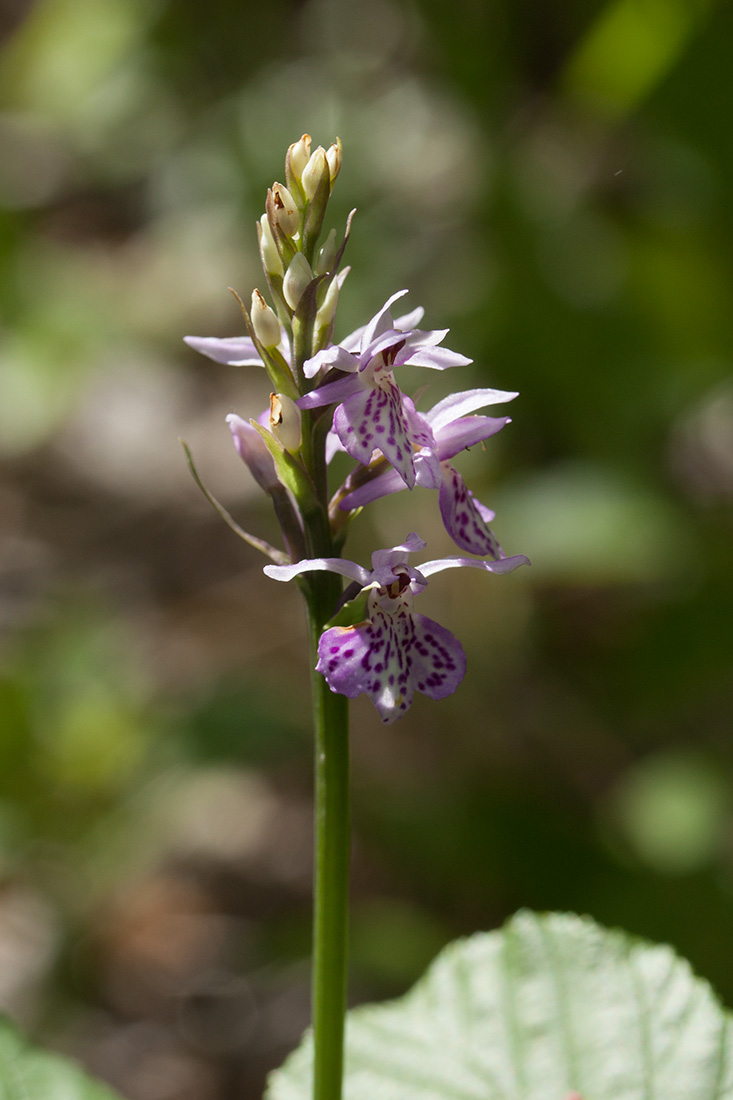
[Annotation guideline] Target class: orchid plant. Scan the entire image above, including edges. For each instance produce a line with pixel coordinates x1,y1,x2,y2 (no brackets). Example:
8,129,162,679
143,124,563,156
0,132,726,1100
183,136,529,1100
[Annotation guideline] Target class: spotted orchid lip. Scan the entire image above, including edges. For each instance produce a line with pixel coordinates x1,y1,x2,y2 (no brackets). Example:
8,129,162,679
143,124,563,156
264,536,529,722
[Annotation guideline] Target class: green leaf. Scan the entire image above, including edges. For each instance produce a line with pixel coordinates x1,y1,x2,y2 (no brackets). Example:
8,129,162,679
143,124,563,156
324,588,370,631
0,1019,123,1100
267,910,733,1100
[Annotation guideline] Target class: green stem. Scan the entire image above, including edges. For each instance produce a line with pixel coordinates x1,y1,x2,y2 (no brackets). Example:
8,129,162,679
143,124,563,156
306,572,350,1100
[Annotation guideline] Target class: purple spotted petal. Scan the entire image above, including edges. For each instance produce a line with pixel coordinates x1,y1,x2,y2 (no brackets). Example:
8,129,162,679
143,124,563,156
438,464,504,557
316,603,465,724
334,378,416,488
402,396,436,451
184,335,264,367
411,613,466,701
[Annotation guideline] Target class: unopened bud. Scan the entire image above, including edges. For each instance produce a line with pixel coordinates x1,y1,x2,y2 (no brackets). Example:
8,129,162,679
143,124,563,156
250,289,281,348
314,229,337,275
302,146,329,201
287,134,311,182
272,182,299,237
259,214,283,277
326,139,342,190
282,252,313,311
316,267,348,330
269,392,302,454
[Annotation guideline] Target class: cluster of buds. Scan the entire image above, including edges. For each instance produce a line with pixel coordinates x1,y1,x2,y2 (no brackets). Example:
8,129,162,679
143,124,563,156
185,136,529,723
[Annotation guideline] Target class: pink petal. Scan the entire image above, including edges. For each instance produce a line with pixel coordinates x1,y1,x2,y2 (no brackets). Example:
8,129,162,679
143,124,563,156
334,378,417,488
316,605,466,724
360,290,409,350
419,554,530,577
184,335,263,367
264,557,370,586
298,373,364,410
438,465,504,557
411,613,466,701
426,388,518,433
436,415,511,459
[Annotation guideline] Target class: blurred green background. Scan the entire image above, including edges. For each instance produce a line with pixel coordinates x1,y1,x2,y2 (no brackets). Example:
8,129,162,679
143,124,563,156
1,0,732,1096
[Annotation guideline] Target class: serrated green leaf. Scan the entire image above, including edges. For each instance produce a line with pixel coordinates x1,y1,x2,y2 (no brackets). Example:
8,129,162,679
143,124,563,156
267,910,733,1100
0,1018,123,1100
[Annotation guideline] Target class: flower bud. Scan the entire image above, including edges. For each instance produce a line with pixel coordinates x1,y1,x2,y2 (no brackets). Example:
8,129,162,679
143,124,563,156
259,213,283,277
315,267,348,330
286,134,311,183
314,228,337,275
301,146,329,201
282,252,313,311
250,289,281,348
326,139,342,190
269,392,302,454
271,182,299,237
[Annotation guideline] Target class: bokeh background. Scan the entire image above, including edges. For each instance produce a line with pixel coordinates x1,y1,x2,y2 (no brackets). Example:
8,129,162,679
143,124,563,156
1,0,732,1096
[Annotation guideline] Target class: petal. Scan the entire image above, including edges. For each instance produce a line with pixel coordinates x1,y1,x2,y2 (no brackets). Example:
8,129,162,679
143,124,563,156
316,604,466,723
184,335,264,367
403,345,473,370
438,465,504,557
426,388,519,433
226,414,279,492
419,553,531,577
264,557,370,586
393,306,424,330
339,466,405,510
325,428,346,465
360,328,407,368
370,534,427,586
436,415,511,459
334,378,417,488
401,327,450,350
317,613,412,724
298,373,364,410
303,345,358,379
402,395,437,451
360,290,410,350
411,613,466,701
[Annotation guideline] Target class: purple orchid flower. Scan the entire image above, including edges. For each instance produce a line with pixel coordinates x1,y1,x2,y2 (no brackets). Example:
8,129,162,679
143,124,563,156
338,388,518,557
298,291,471,491
264,533,529,724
